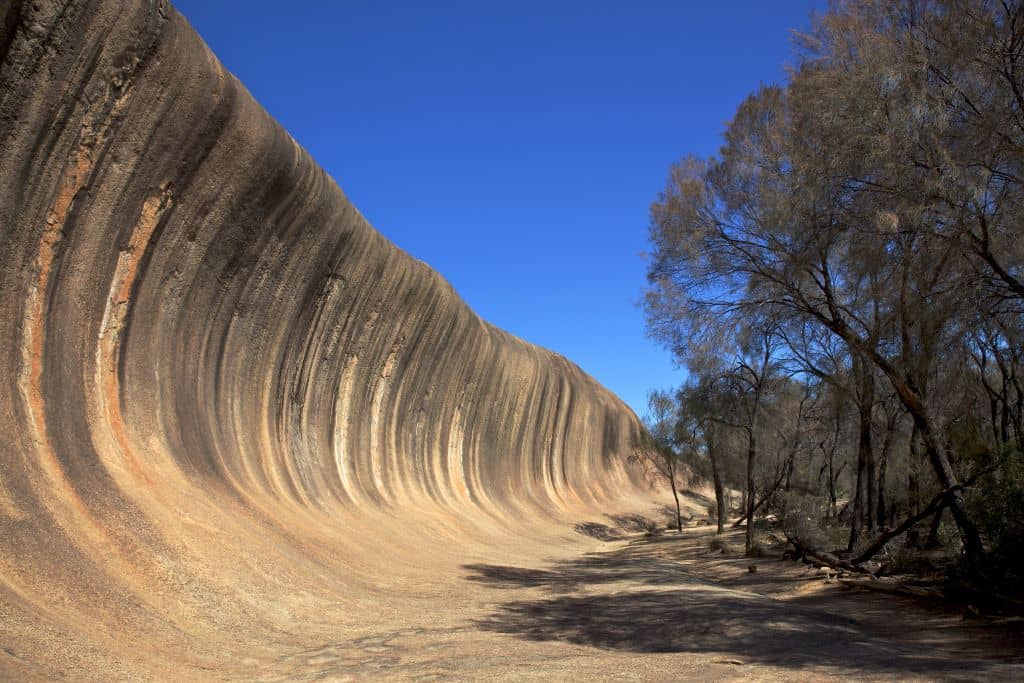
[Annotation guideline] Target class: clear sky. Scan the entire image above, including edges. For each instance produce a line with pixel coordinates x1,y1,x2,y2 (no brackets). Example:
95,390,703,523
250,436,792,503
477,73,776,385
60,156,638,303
172,0,823,417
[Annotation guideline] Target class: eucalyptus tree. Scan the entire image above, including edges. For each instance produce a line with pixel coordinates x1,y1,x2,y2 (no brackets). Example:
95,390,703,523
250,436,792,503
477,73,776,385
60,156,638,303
633,389,686,532
643,0,1024,571
798,0,1024,308
645,77,986,564
680,374,740,534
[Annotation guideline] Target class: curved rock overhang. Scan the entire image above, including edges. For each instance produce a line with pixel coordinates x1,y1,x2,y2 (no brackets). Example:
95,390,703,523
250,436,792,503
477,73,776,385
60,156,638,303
0,1,648,677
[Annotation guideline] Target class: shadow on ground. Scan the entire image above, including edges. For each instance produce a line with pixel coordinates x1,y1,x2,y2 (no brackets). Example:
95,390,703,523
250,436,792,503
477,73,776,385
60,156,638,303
573,522,623,542
464,532,1015,677
574,510,684,542
465,536,705,593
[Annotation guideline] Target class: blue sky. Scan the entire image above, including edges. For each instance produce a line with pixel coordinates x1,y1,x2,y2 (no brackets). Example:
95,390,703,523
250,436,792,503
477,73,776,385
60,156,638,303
173,0,823,417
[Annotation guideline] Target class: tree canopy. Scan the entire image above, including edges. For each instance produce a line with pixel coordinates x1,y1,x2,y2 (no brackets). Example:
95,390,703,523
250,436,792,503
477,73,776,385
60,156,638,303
644,0,1024,579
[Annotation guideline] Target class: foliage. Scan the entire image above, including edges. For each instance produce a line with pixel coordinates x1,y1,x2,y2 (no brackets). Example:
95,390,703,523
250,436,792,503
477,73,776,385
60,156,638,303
641,0,1024,577
708,535,729,553
966,447,1024,578
778,491,841,551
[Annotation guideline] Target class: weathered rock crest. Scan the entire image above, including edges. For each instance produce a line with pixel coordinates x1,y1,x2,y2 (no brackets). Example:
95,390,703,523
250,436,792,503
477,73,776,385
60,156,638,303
0,1,644,676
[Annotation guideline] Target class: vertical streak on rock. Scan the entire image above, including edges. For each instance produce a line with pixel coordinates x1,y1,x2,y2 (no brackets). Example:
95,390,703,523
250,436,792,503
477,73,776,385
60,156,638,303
0,0,650,675
332,355,360,505
17,47,146,536
93,184,174,485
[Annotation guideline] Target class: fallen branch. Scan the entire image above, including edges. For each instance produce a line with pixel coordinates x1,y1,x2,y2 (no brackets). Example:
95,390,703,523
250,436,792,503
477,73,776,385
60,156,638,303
849,486,955,565
732,473,786,528
784,533,874,575
850,468,993,566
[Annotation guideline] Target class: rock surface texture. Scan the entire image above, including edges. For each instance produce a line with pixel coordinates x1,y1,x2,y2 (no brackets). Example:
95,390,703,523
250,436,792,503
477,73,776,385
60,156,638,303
0,1,647,678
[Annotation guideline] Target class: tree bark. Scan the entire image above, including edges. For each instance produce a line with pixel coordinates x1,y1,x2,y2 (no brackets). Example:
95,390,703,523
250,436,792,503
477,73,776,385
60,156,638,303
908,424,922,517
668,464,683,532
708,432,726,534
926,501,946,549
849,356,875,549
876,443,889,529
745,426,757,554
876,405,897,530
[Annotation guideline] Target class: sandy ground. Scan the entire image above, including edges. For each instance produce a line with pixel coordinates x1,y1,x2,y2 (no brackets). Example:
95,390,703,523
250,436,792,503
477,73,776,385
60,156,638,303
243,499,1024,682
4,490,1021,680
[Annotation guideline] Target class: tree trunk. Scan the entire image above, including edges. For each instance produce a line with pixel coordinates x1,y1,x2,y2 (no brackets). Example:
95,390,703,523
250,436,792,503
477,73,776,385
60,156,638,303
865,358,878,531
911,412,985,566
866,430,877,533
709,434,726,534
668,464,682,532
849,447,867,551
823,405,842,519
827,451,838,518
876,408,896,529
876,445,888,529
745,426,757,554
908,424,922,517
926,501,946,549
849,357,875,549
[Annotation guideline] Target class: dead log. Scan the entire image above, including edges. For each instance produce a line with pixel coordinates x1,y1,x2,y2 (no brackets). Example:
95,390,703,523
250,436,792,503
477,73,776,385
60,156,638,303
850,469,992,566
783,533,874,575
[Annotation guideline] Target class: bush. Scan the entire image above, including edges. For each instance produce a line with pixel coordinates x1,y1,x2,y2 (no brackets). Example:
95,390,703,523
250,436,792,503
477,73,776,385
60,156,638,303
746,540,767,558
881,546,927,575
932,521,961,551
879,545,952,576
777,491,830,548
708,535,729,553
608,513,661,536
965,447,1024,582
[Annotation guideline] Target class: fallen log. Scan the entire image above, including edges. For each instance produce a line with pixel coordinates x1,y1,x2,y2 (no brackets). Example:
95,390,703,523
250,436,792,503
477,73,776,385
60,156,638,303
850,469,993,566
783,534,874,575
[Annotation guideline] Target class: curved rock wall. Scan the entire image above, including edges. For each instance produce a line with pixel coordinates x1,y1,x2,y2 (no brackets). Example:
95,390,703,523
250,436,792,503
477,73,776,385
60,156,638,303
0,0,646,677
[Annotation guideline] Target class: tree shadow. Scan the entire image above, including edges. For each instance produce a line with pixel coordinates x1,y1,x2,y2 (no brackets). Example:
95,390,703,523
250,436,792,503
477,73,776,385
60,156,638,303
464,534,1018,676
679,489,714,509
573,522,623,542
574,512,669,541
605,513,661,534
464,535,705,594
463,560,699,594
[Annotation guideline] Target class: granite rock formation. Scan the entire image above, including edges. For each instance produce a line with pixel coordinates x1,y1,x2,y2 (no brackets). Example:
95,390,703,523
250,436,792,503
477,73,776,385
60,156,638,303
0,1,646,677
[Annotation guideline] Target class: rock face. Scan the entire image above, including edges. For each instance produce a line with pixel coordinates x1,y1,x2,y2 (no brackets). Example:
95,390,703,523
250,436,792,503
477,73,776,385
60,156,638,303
0,1,645,677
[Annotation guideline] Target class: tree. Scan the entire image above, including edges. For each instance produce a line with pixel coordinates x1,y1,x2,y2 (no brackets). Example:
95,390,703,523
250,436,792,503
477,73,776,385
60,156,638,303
645,81,987,565
632,389,686,532
678,380,729,533
642,1,1024,570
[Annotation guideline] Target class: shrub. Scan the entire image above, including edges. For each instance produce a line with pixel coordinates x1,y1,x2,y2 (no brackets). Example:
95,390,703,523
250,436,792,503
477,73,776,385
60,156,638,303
708,535,729,553
746,540,767,558
965,447,1024,583
777,491,830,549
